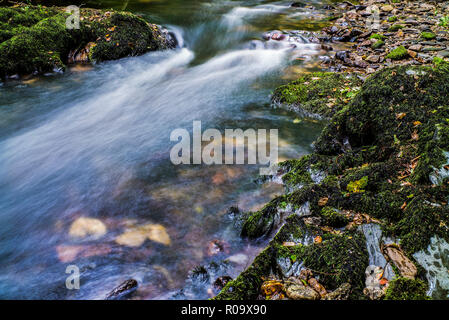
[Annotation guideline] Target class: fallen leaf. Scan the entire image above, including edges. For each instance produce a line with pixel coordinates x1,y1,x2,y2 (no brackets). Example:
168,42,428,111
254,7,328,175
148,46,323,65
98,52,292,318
396,112,406,120
318,197,328,206
314,236,322,244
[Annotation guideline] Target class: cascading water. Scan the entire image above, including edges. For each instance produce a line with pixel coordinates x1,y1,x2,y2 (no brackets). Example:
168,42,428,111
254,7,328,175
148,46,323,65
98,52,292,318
0,0,329,299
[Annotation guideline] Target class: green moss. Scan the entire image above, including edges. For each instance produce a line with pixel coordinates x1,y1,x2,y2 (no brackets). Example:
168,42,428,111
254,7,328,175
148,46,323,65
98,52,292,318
240,198,284,239
0,4,173,78
370,33,386,41
386,46,409,60
214,246,275,300
388,24,404,32
0,13,71,76
271,72,362,119
371,40,385,49
275,231,368,297
388,16,398,22
321,207,348,228
222,65,449,300
346,176,368,193
420,32,436,40
385,277,429,300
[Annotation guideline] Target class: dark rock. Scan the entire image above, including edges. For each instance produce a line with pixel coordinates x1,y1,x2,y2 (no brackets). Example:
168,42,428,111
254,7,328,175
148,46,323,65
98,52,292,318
105,279,138,300
321,44,333,51
213,276,233,291
336,51,348,61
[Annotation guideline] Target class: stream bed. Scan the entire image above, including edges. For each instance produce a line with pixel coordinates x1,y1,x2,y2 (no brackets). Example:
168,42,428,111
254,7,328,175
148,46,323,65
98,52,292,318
0,0,334,299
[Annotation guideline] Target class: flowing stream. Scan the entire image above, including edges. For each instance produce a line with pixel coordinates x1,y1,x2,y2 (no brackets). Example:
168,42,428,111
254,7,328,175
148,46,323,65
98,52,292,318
0,0,332,299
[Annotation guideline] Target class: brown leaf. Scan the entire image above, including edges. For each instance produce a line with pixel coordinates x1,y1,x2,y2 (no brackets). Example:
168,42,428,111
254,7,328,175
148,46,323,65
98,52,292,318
318,197,329,206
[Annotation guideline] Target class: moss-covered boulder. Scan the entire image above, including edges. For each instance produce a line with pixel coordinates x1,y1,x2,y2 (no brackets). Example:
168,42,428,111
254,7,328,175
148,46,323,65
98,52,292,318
218,63,449,300
0,4,175,78
271,72,363,119
385,277,429,300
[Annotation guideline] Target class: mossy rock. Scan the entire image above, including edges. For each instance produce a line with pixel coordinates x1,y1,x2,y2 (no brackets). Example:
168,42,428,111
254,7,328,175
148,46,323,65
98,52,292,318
222,64,449,299
370,33,386,41
271,72,363,119
0,4,175,78
385,277,429,300
421,32,436,40
386,46,409,60
371,40,385,50
240,198,284,239
320,207,348,228
388,24,404,32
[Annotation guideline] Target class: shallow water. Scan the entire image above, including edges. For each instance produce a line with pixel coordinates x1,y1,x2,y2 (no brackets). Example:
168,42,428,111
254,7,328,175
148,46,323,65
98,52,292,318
0,0,332,299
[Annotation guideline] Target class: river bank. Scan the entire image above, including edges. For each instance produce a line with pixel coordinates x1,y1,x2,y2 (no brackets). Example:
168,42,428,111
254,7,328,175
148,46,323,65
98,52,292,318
216,0,449,300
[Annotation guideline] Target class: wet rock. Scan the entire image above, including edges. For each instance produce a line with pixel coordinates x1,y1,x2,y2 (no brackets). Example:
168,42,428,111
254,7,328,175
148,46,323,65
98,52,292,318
271,33,287,41
115,223,171,247
226,253,249,266
105,279,138,300
284,278,320,300
381,5,394,13
408,44,423,52
437,50,449,58
0,4,175,78
321,44,333,51
382,244,418,279
366,55,380,63
68,42,96,64
56,244,111,263
206,239,230,256
69,217,107,239
408,50,418,58
323,283,351,300
413,236,449,298
336,50,348,61
261,280,284,297
308,278,327,297
363,265,387,300
213,276,232,291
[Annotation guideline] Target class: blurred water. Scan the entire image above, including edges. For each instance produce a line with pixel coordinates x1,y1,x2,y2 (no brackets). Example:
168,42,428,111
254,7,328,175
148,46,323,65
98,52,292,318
0,0,328,299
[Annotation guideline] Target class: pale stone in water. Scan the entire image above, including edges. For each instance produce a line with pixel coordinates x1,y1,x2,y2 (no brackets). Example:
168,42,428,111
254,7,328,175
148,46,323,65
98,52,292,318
284,278,320,300
115,223,171,247
69,217,107,239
